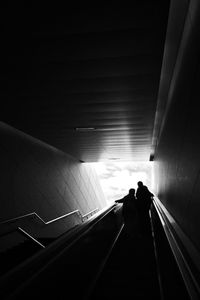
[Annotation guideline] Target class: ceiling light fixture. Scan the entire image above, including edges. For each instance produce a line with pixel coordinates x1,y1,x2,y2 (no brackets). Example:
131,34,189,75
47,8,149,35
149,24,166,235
75,127,96,131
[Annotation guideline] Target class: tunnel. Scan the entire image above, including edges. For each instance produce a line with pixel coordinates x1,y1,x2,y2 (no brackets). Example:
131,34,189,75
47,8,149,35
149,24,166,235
1,1,200,299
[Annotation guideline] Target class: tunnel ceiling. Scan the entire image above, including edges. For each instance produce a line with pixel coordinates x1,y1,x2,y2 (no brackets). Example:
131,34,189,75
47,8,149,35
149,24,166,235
4,2,170,162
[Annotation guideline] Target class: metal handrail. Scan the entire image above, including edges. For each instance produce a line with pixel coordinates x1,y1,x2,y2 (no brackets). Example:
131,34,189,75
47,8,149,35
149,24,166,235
18,227,45,248
0,203,116,300
82,208,99,220
0,208,99,226
152,196,200,299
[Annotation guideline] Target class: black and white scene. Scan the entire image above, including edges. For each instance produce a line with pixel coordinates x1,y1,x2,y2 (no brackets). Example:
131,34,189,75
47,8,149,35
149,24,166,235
1,1,200,299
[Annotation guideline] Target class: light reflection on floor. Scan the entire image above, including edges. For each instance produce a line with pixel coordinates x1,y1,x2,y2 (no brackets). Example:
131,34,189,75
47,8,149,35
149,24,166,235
91,161,154,204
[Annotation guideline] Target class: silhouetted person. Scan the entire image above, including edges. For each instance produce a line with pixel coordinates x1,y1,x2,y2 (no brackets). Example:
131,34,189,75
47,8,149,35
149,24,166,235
115,188,141,238
136,181,154,236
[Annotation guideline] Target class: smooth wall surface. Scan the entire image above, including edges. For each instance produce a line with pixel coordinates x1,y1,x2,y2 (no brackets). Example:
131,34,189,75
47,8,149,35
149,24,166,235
0,122,107,224
154,0,200,250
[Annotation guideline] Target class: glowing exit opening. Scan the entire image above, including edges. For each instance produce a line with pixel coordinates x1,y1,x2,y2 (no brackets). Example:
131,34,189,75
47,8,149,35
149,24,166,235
91,161,154,205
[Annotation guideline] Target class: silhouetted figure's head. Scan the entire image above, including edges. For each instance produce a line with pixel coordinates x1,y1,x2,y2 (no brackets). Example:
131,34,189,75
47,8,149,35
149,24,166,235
129,188,135,196
137,181,143,188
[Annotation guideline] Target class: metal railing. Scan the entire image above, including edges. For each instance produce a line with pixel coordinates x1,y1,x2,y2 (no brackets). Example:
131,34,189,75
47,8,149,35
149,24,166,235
0,208,99,226
0,203,117,300
0,208,99,250
18,227,46,248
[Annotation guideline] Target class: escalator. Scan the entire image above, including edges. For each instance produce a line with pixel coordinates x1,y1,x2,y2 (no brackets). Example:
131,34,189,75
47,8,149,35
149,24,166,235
87,202,192,300
1,205,162,300
87,226,160,300
0,202,192,300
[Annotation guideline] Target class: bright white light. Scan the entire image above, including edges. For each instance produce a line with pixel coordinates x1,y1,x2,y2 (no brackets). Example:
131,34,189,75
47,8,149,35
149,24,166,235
91,161,153,204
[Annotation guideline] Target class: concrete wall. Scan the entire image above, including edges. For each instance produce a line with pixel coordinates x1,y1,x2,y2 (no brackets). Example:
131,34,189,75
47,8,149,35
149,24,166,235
154,0,200,250
0,122,107,224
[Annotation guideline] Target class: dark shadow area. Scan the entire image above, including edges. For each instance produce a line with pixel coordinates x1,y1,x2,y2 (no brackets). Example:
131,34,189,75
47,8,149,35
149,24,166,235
88,228,160,300
0,231,42,277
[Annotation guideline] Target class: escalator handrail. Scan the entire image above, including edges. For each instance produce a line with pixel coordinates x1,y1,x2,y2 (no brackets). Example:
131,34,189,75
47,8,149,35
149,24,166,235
152,196,200,300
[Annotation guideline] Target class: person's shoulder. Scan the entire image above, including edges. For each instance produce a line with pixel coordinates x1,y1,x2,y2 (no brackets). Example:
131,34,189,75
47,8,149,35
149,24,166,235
144,185,151,192
146,187,154,196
